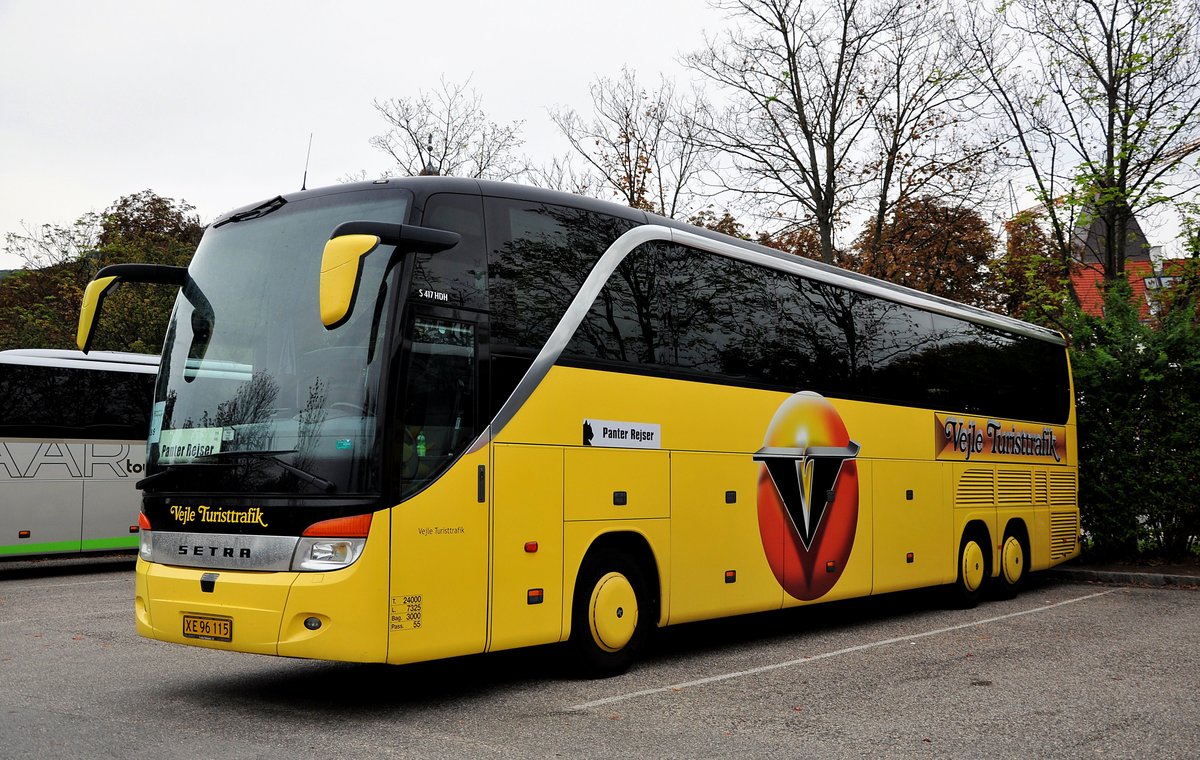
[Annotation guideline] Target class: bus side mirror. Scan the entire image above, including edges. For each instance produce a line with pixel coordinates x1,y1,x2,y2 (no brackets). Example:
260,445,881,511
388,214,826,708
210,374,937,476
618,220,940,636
77,276,121,353
76,264,188,353
319,221,460,329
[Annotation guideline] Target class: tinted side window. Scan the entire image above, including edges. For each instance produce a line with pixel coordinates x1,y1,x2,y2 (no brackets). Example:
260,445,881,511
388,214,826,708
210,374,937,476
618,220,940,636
853,296,938,406
564,244,809,388
931,315,1069,422
1013,336,1071,423
486,198,637,416
414,193,487,310
560,243,1068,423
486,198,638,354
0,365,155,439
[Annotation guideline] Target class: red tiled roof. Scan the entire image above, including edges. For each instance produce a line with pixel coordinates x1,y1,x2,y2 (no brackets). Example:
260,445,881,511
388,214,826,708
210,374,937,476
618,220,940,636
1070,260,1158,319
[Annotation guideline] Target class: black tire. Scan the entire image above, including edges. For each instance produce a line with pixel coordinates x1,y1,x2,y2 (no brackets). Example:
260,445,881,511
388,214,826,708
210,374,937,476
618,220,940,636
569,551,650,678
994,530,1028,600
951,533,988,608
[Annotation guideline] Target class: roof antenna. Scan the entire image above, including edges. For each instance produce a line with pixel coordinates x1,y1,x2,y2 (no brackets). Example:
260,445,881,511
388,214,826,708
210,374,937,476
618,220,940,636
301,133,313,191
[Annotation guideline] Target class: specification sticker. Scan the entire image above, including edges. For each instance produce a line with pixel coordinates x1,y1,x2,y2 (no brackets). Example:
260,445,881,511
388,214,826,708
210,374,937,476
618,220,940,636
390,594,423,631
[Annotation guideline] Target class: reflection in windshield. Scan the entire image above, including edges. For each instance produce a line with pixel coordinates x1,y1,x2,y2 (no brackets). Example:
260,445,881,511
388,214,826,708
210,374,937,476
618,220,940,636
148,189,409,495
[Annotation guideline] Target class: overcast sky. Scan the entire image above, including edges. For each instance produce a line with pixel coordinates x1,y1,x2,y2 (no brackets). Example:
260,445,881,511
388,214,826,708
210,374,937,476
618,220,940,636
0,0,727,269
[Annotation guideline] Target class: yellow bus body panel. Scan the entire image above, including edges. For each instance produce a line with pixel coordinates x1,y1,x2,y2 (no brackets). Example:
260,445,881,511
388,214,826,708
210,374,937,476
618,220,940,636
137,559,295,656
495,365,1079,627
872,460,952,594
668,452,782,624
387,445,490,665
563,447,670,522
276,510,391,662
489,444,565,652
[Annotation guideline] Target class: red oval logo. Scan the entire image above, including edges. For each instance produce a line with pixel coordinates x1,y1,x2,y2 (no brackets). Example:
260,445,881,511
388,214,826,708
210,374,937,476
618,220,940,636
756,392,860,601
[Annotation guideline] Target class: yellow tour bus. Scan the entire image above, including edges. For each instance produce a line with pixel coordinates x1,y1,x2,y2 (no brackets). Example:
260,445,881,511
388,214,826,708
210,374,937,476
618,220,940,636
77,178,1080,675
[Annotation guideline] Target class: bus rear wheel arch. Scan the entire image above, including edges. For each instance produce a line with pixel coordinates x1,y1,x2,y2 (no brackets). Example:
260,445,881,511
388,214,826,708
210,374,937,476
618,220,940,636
569,542,656,678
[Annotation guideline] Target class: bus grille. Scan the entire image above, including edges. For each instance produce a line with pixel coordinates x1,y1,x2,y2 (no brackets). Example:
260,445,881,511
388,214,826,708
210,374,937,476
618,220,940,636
956,469,995,506
1048,471,1078,506
998,469,1033,504
1050,511,1079,559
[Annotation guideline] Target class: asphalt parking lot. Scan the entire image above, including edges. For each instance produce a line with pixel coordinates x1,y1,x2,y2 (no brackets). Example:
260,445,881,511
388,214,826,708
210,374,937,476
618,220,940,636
1,556,1197,759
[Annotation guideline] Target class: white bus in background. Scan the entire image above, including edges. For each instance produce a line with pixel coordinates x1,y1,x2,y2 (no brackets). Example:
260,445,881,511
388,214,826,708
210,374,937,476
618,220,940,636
0,349,158,559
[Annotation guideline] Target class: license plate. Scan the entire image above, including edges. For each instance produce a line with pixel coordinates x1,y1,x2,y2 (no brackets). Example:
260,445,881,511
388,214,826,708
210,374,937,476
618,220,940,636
182,613,233,642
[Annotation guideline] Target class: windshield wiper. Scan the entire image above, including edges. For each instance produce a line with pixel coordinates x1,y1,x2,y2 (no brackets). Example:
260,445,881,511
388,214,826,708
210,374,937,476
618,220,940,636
213,196,287,227
197,450,338,494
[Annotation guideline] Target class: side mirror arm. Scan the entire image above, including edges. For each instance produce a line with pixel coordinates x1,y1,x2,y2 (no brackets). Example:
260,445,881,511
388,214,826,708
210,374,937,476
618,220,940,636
319,221,460,329
77,264,188,353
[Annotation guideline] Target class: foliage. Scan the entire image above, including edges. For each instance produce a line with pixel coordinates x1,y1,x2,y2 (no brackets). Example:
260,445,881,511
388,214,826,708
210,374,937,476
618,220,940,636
848,196,997,308
756,225,824,262
688,207,828,262
1069,279,1200,560
995,207,1074,328
688,208,748,238
688,0,996,266
0,190,201,354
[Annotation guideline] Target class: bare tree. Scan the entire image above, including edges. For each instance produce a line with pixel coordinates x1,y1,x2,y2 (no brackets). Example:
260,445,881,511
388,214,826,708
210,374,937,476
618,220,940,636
4,216,100,270
368,78,529,180
859,2,1001,261
689,0,1002,268
687,0,904,264
549,68,714,218
959,0,1200,279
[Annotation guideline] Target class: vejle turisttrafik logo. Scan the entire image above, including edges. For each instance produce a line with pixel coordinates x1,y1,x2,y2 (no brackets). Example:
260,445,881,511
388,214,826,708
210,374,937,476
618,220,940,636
756,392,860,601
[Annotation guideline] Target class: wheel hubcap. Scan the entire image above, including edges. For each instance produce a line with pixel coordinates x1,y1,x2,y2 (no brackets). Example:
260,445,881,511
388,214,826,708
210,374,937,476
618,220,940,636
1002,536,1025,585
589,572,638,653
962,541,985,593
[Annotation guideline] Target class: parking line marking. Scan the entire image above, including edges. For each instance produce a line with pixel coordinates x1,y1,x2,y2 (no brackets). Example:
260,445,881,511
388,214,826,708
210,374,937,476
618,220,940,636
567,589,1115,712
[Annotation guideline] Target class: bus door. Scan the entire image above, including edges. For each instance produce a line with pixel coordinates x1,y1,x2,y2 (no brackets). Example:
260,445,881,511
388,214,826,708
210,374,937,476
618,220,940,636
387,306,491,665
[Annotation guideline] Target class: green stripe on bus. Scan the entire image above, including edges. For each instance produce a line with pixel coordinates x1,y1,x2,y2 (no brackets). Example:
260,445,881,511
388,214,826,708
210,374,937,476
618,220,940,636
82,536,139,551
0,536,137,555
0,540,82,555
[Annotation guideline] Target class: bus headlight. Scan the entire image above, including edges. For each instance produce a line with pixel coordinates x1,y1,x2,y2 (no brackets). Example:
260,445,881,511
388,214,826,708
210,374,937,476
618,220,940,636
291,537,366,571
137,512,153,561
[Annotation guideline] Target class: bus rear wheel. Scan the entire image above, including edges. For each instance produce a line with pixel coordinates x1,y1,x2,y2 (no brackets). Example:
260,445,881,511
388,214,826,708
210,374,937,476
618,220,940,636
953,535,988,608
995,532,1028,599
570,552,649,678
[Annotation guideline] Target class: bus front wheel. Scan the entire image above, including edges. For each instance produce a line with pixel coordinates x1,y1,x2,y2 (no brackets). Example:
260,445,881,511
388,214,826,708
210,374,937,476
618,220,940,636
570,552,649,678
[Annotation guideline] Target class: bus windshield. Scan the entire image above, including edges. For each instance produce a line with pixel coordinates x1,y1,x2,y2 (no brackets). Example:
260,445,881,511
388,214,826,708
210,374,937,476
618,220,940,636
147,188,410,495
